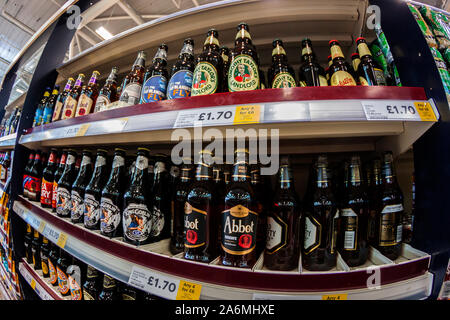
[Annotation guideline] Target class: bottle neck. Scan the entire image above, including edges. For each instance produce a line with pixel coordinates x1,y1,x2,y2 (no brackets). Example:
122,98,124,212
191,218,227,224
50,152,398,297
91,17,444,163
91,155,107,178
74,77,84,88
64,81,74,92
232,159,250,183
316,165,330,188
301,44,316,62
357,41,372,59
348,163,362,187
47,152,57,165
180,165,192,183
131,154,148,185
204,35,220,52
179,43,194,59
235,28,253,45
195,161,212,181
330,44,345,61
133,53,146,69
382,162,397,184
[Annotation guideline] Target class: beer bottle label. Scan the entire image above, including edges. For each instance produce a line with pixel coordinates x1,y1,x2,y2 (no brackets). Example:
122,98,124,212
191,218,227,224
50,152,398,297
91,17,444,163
52,181,59,208
62,96,78,119
52,100,64,121
191,62,218,96
184,202,207,248
374,68,387,85
41,259,48,275
49,259,57,285
228,55,260,92
83,290,95,300
57,266,70,294
120,83,142,105
28,176,42,199
40,178,53,206
103,275,116,289
122,293,136,300
352,59,361,73
221,204,258,255
84,193,101,228
94,95,111,113
330,45,345,60
330,71,357,86
359,76,370,86
319,75,328,86
167,70,193,99
75,94,94,117
341,208,358,251
150,205,165,237
141,75,167,102
265,213,287,254
71,190,85,221
271,72,296,89
303,214,321,254
123,203,152,242
357,42,372,58
57,187,72,216
379,204,403,246
68,265,82,300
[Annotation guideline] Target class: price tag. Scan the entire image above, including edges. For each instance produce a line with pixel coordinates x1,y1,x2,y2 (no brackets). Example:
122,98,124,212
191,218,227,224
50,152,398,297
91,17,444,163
414,101,437,121
128,266,179,300
75,124,91,137
43,225,60,244
30,278,36,290
362,100,432,121
56,232,68,249
176,280,202,300
322,293,348,300
38,221,46,233
233,105,261,124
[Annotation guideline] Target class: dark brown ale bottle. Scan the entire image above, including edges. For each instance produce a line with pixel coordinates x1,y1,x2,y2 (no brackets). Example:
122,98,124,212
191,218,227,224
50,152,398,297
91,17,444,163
40,148,58,208
56,150,78,217
52,151,67,212
28,151,44,202
48,243,59,286
98,275,120,300
192,29,223,96
40,237,50,278
94,67,119,113
121,284,139,300
24,224,33,264
298,38,328,87
56,249,71,296
374,152,404,260
120,51,146,106
250,164,267,254
328,40,357,86
367,158,382,246
23,152,34,198
31,230,42,270
84,149,109,230
123,148,151,245
356,37,387,86
325,55,332,84
220,149,258,268
140,44,169,103
184,150,218,263
83,265,103,300
167,39,195,100
267,39,296,88
264,156,301,271
220,46,230,92
351,53,361,74
228,23,260,92
339,155,369,267
302,155,339,271
71,151,93,223
170,159,193,255
52,78,74,122
61,73,85,120
100,148,126,238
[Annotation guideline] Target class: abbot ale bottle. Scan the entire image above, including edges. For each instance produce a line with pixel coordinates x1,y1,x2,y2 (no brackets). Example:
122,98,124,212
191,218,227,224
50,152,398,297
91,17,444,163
48,243,59,286
328,40,357,86
167,39,195,100
61,74,85,120
140,44,169,103
94,67,119,113
52,78,74,122
120,51,146,106
71,151,93,223
356,37,387,86
56,150,78,217
75,71,100,117
267,39,296,88
40,149,58,208
298,38,328,87
98,275,120,300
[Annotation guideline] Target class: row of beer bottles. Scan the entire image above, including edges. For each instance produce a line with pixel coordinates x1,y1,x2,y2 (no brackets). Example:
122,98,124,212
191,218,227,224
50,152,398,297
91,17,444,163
0,106,22,137
0,152,11,184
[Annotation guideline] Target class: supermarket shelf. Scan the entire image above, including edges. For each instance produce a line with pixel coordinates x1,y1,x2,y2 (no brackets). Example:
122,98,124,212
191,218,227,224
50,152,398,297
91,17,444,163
0,262,17,300
19,87,439,156
18,259,68,300
0,133,17,150
13,196,432,300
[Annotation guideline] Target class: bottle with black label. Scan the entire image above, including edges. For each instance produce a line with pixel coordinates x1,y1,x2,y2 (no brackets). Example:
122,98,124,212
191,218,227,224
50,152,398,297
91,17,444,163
84,149,109,230
339,155,369,267
71,151,93,223
98,275,120,300
56,250,71,296
83,265,103,300
140,44,169,104
298,38,328,87
67,256,86,300
94,67,119,113
56,150,78,217
250,164,267,255
40,237,50,278
120,51,146,106
24,224,33,264
374,152,404,260
302,155,339,271
121,284,139,300
100,148,126,238
356,37,387,86
31,229,42,270
123,148,152,245
220,149,259,268
184,150,218,263
267,39,296,88
48,244,60,287
167,39,195,100
367,158,382,246
328,40,357,86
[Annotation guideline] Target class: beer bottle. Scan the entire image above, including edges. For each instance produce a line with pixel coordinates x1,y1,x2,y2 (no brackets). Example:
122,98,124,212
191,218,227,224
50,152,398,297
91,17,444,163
120,51,146,106
40,237,50,278
56,249,71,296
328,40,357,86
167,38,195,100
228,23,260,92
84,149,109,230
149,154,172,243
213,160,226,213
298,38,328,87
123,148,151,245
61,73,85,120
56,150,78,217
170,158,192,254
374,152,404,260
302,155,339,271
75,71,100,117
1,152,10,184
67,256,86,300
325,55,332,84
94,67,119,113
140,44,169,104
356,37,387,86
250,164,267,254
192,29,223,96
31,229,42,270
267,39,296,88
351,53,361,74
264,156,301,270
121,284,139,300
40,148,58,208
100,148,126,238
42,86,60,125
24,224,33,264
52,151,67,212
83,265,103,300
10,108,22,134
220,149,258,268
339,155,369,267
220,46,230,92
3,107,16,135
52,78,74,122
98,275,120,300
33,88,51,127
71,151,93,223
367,158,382,246
48,243,59,286
28,151,44,202
184,150,218,263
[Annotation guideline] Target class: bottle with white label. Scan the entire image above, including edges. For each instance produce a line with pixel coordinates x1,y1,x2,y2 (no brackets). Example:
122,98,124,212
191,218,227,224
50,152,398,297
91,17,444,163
374,152,404,260
339,155,369,267
119,51,146,106
264,156,301,271
302,155,339,271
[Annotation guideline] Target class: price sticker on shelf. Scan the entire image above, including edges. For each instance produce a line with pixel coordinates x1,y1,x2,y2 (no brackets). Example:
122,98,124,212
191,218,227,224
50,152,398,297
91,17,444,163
362,100,425,121
43,225,60,244
56,232,68,249
37,221,46,233
176,280,202,300
128,266,180,300
30,278,36,290
233,105,261,124
414,101,437,121
322,293,348,300
75,124,91,137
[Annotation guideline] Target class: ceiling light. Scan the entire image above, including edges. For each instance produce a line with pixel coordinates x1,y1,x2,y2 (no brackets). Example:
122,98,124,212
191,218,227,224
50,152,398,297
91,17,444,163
16,88,24,94
95,26,114,40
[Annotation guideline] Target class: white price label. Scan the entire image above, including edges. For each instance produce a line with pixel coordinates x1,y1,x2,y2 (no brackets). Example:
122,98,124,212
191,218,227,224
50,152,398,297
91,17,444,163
128,266,179,300
42,225,60,244
25,213,41,230
362,100,422,121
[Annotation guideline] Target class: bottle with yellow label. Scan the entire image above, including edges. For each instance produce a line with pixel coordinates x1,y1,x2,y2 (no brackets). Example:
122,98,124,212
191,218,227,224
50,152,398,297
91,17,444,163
328,40,357,86
355,37,387,86
298,38,328,87
267,39,296,89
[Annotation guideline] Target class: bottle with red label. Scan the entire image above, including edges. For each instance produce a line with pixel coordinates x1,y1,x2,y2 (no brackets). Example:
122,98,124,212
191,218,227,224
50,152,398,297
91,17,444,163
28,151,45,202
23,152,35,198
61,73,85,120
52,151,67,212
52,78,74,122
40,149,58,208
75,71,100,117
56,249,71,296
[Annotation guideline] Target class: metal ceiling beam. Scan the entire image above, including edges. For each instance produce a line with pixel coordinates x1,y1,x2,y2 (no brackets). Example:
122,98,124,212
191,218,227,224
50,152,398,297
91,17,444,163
172,0,181,9
192,0,200,6
80,0,122,29
1,9,35,35
77,30,97,46
92,14,165,22
117,0,145,25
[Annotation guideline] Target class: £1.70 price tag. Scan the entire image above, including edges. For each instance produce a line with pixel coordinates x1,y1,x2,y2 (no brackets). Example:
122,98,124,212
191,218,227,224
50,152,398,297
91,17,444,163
362,100,437,121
